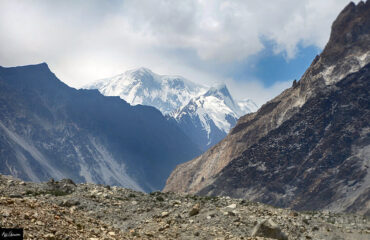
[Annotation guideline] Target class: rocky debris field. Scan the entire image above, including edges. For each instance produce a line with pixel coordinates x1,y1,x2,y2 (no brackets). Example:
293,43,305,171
0,175,369,240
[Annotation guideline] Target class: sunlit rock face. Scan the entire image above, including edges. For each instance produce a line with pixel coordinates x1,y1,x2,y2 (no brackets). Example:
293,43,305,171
164,1,370,215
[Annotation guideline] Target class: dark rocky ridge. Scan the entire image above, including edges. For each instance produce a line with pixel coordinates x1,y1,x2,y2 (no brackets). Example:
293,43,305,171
321,1,370,65
0,63,201,192
164,1,370,215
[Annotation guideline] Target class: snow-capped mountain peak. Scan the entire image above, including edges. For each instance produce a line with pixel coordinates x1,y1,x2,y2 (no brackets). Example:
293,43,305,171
124,67,161,86
206,84,243,115
204,83,228,95
83,68,206,115
127,67,154,75
173,83,258,150
174,84,238,132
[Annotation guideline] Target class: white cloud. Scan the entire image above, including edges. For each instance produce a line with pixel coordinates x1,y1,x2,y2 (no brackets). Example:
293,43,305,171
0,0,359,104
225,78,293,106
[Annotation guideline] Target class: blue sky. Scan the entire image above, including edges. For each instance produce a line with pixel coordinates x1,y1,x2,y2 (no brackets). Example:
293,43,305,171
0,0,359,105
233,42,321,87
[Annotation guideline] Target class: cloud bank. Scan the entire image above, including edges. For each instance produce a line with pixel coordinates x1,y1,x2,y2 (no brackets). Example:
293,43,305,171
0,0,359,105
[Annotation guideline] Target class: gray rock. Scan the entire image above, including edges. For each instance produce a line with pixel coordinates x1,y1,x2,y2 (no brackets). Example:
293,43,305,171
59,199,80,207
189,203,200,216
251,219,288,240
9,193,23,198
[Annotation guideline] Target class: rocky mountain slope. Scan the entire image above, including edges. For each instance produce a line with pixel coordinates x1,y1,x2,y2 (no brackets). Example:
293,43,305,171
0,63,200,192
84,68,258,151
1,175,369,240
164,1,370,215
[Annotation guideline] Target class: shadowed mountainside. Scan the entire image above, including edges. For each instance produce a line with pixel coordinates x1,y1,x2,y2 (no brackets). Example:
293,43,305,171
0,63,201,192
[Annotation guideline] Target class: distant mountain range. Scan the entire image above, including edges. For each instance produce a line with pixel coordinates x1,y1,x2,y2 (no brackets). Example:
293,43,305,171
0,63,201,192
84,68,258,151
84,67,206,115
164,1,370,215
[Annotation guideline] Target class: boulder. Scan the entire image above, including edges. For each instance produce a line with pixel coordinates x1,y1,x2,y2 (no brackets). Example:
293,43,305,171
251,219,288,240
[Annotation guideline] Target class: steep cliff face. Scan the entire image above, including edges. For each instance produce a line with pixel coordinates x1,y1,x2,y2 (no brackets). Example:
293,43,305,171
0,63,201,192
200,64,370,215
164,1,370,214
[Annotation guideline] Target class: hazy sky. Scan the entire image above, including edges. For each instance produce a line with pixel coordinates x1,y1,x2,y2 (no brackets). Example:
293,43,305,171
0,0,359,105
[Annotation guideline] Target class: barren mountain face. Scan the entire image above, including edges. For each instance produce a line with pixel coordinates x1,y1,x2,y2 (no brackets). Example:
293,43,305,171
164,1,370,215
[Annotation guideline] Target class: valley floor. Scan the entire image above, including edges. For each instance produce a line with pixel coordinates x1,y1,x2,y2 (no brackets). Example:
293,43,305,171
0,175,369,240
